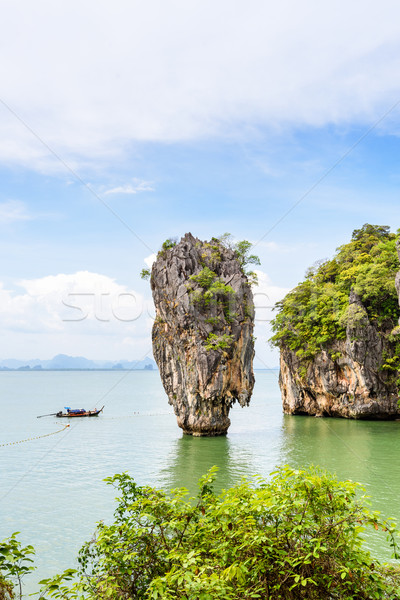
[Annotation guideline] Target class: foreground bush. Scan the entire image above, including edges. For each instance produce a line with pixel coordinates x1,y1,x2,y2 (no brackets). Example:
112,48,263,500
0,533,35,600
36,466,400,599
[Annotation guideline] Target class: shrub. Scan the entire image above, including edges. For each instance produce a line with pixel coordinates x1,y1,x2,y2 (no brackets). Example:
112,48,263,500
0,576,14,600
189,267,217,290
0,533,35,600
158,238,177,256
204,333,234,352
140,268,151,280
188,268,235,313
203,280,235,306
219,233,261,285
161,238,177,251
205,317,222,326
39,466,400,599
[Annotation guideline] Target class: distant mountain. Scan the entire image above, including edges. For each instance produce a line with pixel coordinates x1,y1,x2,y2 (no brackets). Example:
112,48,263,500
43,354,96,370
0,355,157,371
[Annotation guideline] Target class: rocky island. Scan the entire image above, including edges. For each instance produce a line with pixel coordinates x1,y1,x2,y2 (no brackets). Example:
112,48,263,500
271,224,400,418
149,233,256,435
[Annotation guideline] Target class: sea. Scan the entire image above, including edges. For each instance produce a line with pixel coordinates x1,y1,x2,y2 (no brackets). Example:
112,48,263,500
1,369,400,593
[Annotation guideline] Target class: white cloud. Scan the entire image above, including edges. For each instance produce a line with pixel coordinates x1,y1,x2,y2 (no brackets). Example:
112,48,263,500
252,269,291,367
0,1,399,171
0,267,290,366
253,270,290,323
0,272,154,359
103,179,154,196
0,200,31,224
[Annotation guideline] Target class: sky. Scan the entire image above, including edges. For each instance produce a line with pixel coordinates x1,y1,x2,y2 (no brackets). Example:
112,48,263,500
0,0,400,367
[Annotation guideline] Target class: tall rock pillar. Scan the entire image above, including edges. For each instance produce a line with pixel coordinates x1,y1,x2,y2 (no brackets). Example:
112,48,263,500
151,233,255,436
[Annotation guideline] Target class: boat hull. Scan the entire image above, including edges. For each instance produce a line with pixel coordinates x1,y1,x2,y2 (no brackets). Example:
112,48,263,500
56,407,104,418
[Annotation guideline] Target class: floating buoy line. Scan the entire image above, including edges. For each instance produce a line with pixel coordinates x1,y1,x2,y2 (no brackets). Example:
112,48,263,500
0,424,70,447
1,412,172,446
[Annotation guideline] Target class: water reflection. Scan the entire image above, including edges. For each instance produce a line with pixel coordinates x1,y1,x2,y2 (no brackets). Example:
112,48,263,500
280,415,374,478
279,415,400,491
159,434,255,495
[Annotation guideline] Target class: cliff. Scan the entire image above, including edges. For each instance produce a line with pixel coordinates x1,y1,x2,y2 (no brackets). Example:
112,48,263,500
151,233,255,435
271,224,400,419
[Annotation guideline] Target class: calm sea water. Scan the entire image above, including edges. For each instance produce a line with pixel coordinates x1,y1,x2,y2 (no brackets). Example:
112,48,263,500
1,370,400,592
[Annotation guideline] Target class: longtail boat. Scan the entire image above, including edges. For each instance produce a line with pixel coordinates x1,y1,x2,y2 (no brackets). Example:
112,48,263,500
56,406,104,418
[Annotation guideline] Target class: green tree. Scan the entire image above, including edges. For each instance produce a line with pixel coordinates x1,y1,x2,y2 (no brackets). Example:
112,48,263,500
218,233,261,285
39,467,400,599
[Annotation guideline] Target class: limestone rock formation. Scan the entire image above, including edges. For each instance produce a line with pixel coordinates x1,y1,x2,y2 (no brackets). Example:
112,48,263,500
151,233,255,435
280,290,399,418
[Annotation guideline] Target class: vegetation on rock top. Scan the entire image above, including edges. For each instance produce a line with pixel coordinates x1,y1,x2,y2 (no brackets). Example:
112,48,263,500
142,233,259,355
270,224,400,374
140,233,260,285
218,233,261,285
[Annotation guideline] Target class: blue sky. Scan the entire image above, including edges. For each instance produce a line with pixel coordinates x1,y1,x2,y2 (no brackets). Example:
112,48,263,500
0,0,399,366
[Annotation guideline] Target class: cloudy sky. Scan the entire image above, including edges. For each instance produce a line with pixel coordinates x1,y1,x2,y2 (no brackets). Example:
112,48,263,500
0,0,400,366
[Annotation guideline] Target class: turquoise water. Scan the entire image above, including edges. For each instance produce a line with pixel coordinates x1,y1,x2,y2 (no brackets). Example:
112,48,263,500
1,370,400,592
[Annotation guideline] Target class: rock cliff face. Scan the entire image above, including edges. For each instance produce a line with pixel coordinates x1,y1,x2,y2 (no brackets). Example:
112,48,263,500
280,290,399,419
151,233,255,436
